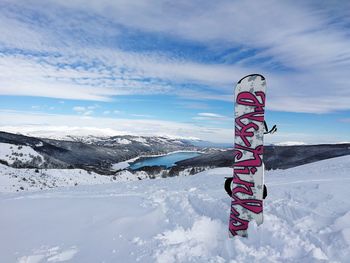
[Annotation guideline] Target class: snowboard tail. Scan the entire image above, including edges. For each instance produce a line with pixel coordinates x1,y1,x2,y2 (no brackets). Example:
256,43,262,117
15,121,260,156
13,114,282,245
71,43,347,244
229,74,266,238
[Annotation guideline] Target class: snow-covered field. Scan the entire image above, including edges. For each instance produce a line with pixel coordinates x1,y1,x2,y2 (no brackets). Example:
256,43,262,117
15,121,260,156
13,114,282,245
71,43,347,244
1,156,350,262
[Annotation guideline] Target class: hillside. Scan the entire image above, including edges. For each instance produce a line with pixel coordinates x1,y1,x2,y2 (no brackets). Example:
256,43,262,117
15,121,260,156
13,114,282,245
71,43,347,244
1,156,350,262
2,131,350,178
176,144,350,170
0,131,201,174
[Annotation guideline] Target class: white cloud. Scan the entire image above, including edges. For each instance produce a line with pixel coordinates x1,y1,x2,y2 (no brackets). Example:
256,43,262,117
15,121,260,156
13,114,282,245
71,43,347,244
103,110,121,115
198,113,225,118
130,114,153,118
0,110,232,143
73,106,86,112
177,101,210,110
73,106,94,116
83,110,93,116
192,112,229,121
87,105,96,110
0,0,350,113
193,112,229,121
0,110,346,144
53,0,350,69
0,48,243,101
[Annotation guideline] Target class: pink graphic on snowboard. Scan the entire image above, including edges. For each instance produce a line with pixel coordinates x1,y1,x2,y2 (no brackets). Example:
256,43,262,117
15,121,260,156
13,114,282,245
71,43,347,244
229,80,266,237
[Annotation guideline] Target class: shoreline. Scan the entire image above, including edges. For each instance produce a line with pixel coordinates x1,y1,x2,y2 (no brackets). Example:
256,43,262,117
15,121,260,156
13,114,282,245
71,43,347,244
119,150,204,170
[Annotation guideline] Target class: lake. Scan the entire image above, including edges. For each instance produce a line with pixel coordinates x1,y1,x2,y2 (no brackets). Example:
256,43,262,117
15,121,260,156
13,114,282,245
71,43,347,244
129,151,201,170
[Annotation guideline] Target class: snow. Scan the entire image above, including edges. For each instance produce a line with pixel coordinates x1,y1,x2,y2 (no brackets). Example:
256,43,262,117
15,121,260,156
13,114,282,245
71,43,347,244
1,155,350,262
115,138,131,144
0,126,126,140
35,142,44,147
111,160,130,171
0,164,140,192
162,135,201,141
274,141,307,146
0,142,44,165
0,126,199,142
132,137,147,143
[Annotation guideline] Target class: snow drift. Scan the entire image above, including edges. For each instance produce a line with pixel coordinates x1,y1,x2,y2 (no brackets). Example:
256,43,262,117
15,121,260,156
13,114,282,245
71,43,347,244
1,156,350,262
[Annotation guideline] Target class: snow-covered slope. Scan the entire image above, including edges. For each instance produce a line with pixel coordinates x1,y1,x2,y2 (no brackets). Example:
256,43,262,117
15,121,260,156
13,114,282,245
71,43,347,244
0,164,142,193
1,156,350,262
0,142,44,166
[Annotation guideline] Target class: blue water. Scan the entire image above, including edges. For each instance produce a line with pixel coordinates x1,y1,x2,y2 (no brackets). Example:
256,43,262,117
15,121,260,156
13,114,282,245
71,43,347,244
129,152,201,170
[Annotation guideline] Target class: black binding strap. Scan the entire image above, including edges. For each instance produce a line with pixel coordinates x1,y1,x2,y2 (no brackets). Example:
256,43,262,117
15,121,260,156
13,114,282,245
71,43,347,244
224,177,233,197
264,121,277,134
225,177,267,199
263,185,267,199
225,120,274,199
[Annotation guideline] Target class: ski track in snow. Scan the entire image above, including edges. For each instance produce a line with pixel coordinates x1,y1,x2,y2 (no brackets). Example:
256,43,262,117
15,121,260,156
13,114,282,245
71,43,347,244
1,156,350,262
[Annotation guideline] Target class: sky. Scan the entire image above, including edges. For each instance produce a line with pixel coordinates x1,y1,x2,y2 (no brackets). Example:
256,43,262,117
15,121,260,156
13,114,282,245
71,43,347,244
0,0,350,144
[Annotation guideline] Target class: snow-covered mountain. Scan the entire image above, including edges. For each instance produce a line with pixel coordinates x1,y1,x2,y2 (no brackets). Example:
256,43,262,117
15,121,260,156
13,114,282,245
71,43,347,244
2,130,350,182
1,126,201,144
0,131,202,174
177,143,350,170
1,155,350,262
273,141,307,146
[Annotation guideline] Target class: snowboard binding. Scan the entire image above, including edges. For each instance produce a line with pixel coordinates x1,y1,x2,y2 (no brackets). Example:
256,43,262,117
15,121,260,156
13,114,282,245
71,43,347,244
224,177,267,199
225,121,277,200
264,121,277,134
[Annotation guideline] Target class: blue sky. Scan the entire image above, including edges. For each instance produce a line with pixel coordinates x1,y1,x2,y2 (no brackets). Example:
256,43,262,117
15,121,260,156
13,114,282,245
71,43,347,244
0,0,350,143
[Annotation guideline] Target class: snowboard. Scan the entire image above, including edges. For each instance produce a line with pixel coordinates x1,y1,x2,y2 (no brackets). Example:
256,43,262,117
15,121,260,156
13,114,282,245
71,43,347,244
228,74,266,238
